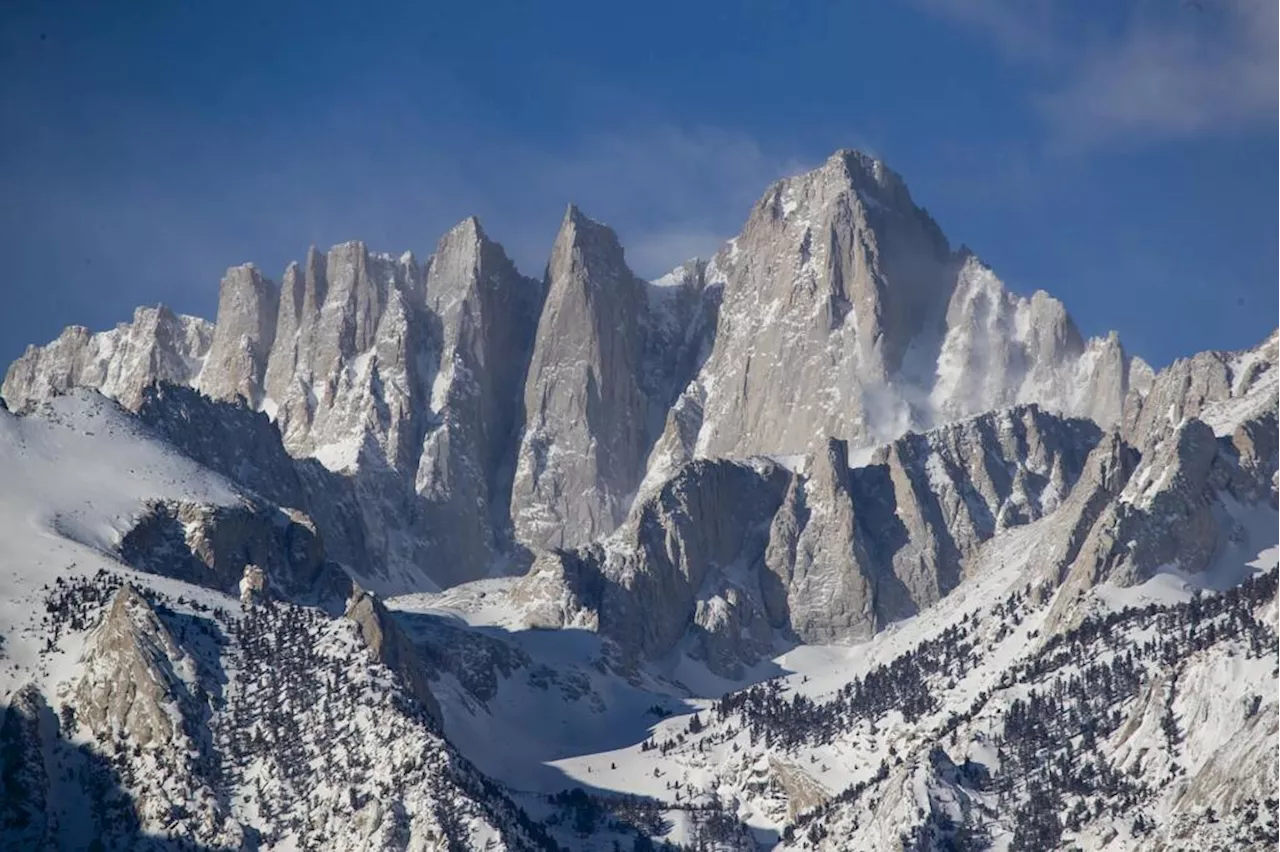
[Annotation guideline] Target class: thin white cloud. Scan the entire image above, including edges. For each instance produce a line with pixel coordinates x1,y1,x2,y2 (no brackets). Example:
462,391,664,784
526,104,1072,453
919,0,1278,148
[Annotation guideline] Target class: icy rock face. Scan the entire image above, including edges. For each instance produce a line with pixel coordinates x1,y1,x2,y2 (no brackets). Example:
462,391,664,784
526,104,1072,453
1123,350,1235,452
4,225,550,591
674,150,956,461
932,255,1145,428
132,382,383,588
416,218,545,583
769,405,1101,644
1123,329,1278,451
262,241,430,474
1229,410,1279,505
2,305,212,410
1056,415,1274,600
1024,430,1142,588
1044,333,1280,608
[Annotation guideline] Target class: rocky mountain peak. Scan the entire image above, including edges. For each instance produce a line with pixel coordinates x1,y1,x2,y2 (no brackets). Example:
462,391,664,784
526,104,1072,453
552,204,632,281
807,436,853,499
424,215,520,318
511,205,652,552
415,215,545,584
825,148,913,210
2,304,213,411
1,145,1264,604
198,262,280,406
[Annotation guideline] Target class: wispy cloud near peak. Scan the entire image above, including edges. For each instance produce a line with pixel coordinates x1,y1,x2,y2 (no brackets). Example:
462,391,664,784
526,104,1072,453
920,0,1278,149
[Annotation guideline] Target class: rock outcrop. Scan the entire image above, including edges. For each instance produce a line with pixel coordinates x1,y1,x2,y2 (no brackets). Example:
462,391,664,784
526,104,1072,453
118,498,351,608
517,405,1105,673
73,585,240,845
762,438,881,643
198,263,280,406
344,586,443,726
510,207,656,552
2,305,212,410
416,218,545,582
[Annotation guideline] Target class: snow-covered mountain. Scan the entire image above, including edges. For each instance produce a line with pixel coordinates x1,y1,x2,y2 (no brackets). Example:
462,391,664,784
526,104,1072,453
4,150,1155,591
1,149,1275,851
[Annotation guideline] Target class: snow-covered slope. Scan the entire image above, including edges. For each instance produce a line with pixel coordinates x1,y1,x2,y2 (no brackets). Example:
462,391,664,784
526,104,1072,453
0,393,558,850
389,517,1276,851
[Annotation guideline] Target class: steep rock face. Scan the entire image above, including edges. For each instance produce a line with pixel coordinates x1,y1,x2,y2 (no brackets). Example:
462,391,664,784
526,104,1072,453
1123,329,1278,452
197,263,280,406
1026,430,1142,587
598,458,789,666
416,218,545,582
511,207,655,551
763,405,1101,645
762,439,880,643
1229,410,1279,505
649,152,1148,486
1043,332,1280,618
2,306,212,410
514,458,790,673
1058,413,1277,601
680,150,956,460
1123,351,1234,452
262,241,431,474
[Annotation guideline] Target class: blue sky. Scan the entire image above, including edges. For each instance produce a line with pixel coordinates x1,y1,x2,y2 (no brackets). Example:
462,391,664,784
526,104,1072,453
1,0,1275,368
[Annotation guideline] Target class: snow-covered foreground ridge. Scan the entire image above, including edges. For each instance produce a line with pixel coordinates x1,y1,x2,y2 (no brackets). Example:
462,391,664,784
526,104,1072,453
0,147,1276,850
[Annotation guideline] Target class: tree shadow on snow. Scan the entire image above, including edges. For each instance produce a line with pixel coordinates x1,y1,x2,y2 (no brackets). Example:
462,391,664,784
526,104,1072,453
1,692,243,852
393,609,791,849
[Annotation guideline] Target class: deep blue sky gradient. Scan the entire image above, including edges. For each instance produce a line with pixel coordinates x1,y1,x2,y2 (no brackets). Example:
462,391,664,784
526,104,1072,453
1,0,1275,367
